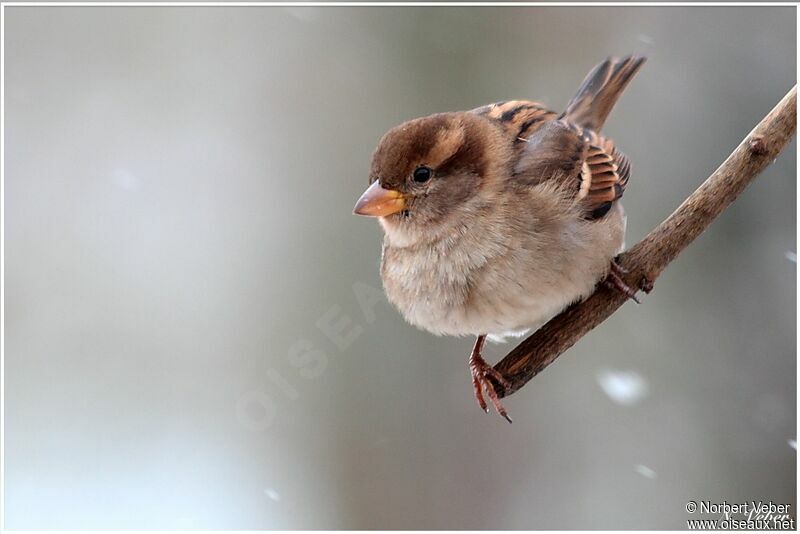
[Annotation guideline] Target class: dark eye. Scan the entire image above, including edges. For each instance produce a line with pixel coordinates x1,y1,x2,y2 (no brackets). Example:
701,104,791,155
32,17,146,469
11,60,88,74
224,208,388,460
412,166,432,183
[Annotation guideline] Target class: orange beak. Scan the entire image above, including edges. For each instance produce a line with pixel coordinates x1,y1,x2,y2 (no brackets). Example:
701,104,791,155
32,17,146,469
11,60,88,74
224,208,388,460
353,181,406,217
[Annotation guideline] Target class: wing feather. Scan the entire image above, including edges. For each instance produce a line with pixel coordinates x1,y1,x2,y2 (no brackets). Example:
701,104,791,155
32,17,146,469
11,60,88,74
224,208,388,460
513,120,631,219
472,100,558,142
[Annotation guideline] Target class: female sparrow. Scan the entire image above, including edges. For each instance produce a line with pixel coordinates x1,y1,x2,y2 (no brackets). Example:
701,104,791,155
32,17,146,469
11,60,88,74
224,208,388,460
354,56,646,421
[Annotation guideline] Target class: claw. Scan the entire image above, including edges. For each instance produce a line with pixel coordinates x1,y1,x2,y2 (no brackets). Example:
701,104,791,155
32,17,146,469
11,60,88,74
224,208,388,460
611,256,630,274
640,277,655,294
469,335,513,423
604,259,641,303
471,370,488,412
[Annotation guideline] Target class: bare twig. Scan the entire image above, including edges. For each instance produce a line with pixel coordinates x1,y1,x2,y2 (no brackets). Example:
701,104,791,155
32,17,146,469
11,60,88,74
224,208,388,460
493,86,797,398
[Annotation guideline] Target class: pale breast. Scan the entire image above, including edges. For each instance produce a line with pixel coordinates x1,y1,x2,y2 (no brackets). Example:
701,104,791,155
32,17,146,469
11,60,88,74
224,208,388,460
380,201,626,338
380,232,489,336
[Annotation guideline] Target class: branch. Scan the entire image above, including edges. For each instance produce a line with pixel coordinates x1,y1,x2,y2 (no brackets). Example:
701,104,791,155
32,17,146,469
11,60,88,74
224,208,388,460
493,86,797,399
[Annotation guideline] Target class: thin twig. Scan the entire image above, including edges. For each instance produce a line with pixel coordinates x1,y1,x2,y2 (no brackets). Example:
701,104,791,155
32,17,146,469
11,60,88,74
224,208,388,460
492,86,797,398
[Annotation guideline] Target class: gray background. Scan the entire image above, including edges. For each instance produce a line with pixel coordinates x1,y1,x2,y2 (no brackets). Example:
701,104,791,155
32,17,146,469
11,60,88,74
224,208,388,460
4,5,796,529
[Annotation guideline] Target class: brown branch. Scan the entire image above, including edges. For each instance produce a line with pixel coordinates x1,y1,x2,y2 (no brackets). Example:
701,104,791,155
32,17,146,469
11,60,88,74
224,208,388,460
493,86,797,398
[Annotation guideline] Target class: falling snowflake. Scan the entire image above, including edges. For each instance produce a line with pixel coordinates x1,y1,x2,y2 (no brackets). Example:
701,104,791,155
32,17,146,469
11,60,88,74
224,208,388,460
635,464,657,479
596,369,649,406
636,34,655,45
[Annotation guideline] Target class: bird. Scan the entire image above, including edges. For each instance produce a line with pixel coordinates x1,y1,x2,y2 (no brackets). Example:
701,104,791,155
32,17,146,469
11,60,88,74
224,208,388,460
353,55,646,422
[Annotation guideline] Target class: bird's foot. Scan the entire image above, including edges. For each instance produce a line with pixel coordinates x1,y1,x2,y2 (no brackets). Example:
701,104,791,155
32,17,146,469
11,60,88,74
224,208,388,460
469,335,513,423
640,276,655,294
603,259,641,303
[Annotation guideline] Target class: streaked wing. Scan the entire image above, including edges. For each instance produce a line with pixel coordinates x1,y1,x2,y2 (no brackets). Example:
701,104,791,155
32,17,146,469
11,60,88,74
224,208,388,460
472,100,558,144
511,119,631,219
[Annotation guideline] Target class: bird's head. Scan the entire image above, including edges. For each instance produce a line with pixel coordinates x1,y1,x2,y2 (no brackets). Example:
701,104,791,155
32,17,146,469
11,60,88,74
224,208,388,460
354,112,503,246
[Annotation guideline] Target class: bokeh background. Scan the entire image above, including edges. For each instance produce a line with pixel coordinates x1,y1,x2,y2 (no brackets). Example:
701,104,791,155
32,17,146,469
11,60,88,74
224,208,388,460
4,5,796,529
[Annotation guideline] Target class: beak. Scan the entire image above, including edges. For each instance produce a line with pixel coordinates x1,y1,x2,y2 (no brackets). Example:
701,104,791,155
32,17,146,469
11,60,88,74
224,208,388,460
353,181,406,217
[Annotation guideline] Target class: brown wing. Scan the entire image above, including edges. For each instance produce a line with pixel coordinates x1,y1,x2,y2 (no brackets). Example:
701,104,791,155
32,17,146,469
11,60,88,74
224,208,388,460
472,100,558,143
512,119,631,219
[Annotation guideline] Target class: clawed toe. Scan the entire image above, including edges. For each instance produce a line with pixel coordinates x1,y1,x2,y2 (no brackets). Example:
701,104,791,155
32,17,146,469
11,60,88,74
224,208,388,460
473,368,512,423
469,336,513,423
611,256,630,274
604,259,641,303
640,277,655,293
603,271,640,303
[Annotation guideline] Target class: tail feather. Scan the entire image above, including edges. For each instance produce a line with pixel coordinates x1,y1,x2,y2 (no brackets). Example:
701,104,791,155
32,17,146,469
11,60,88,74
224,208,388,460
562,55,646,131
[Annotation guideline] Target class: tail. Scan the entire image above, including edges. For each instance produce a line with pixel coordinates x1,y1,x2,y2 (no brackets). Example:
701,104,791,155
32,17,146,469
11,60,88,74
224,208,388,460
561,55,646,131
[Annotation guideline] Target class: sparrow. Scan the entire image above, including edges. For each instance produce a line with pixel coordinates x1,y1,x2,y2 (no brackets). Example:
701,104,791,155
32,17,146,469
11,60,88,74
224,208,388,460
354,56,646,422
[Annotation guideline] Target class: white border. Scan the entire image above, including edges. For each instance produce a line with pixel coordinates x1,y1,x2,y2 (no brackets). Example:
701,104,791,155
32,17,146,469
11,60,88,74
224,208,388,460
0,2,798,6
0,2,797,533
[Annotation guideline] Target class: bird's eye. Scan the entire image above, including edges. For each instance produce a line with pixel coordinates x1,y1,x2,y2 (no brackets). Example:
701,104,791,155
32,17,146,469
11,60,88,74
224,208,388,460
412,166,432,183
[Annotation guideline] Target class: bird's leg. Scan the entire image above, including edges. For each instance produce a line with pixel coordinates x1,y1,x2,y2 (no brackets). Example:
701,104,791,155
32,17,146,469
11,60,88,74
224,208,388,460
469,335,513,423
602,258,640,304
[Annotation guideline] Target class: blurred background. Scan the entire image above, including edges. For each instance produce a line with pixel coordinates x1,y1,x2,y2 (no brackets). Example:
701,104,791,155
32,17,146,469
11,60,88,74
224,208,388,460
4,5,796,529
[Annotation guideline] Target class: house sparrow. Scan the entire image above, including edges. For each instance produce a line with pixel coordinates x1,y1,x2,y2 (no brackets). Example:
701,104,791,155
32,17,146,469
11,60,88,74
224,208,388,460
354,56,646,422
